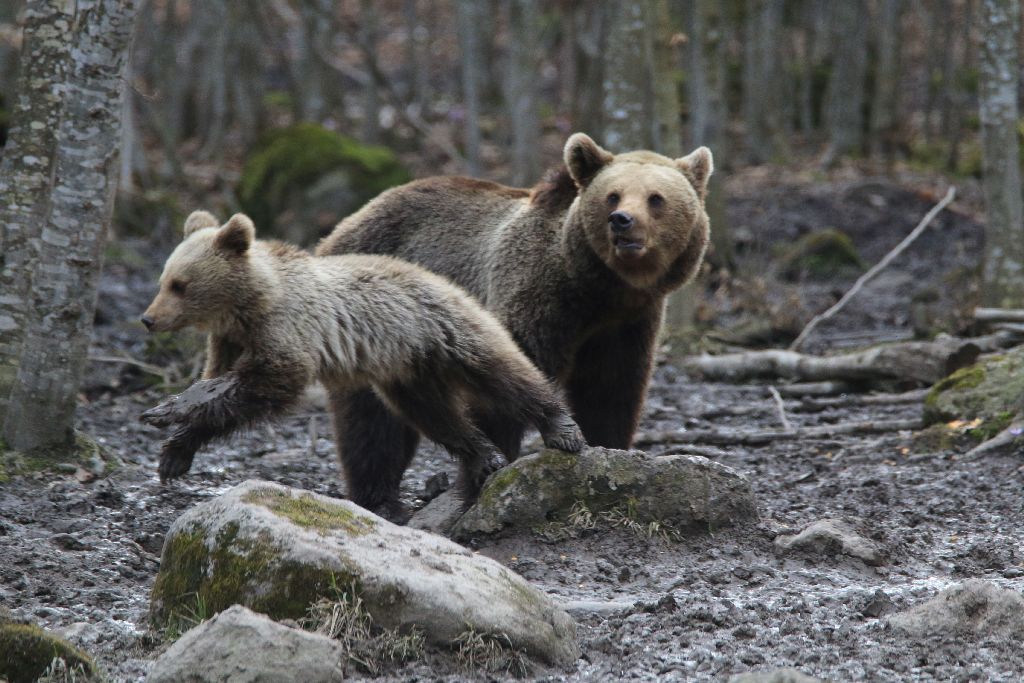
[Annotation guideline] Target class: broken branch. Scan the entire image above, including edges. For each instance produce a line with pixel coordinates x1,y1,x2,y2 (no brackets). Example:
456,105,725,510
635,418,922,448
790,186,957,351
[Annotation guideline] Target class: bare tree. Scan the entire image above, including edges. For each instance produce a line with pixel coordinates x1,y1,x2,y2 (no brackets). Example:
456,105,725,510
0,0,73,426
869,0,904,159
978,0,1024,308
822,0,868,164
742,0,786,164
455,0,483,174
3,0,138,452
505,0,541,185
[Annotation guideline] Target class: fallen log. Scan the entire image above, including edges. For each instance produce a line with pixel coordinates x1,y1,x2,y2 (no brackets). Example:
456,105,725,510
974,307,1024,324
683,335,981,385
796,389,930,413
634,418,923,448
774,381,857,397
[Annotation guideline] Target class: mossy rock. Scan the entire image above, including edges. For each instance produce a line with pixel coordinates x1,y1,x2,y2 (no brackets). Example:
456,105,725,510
924,347,1024,430
0,431,116,484
237,123,410,244
150,480,579,667
0,611,95,683
452,447,760,539
777,228,865,281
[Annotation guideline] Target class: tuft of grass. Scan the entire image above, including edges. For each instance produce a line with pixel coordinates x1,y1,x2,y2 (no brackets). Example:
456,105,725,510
161,592,211,642
453,628,530,678
35,657,96,683
567,499,681,543
301,578,423,675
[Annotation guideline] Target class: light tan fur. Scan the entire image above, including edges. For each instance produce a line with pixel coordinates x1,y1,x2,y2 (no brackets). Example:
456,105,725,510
142,212,583,512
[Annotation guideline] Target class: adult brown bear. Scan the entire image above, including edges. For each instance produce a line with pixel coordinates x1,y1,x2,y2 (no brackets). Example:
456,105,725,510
317,133,712,519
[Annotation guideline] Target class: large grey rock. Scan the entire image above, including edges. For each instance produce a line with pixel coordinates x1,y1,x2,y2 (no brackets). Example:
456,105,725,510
774,518,885,566
147,605,345,683
150,480,578,667
452,447,759,539
888,580,1024,638
728,669,823,683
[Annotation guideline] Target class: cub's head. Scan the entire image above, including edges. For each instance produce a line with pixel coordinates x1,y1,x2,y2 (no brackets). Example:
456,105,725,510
565,133,712,290
141,211,257,332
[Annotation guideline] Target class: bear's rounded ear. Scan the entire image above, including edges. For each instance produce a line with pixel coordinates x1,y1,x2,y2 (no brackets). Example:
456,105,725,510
183,210,220,238
564,133,613,187
215,213,255,256
676,147,714,201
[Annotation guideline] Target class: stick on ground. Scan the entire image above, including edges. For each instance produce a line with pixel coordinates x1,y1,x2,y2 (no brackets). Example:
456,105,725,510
790,186,957,351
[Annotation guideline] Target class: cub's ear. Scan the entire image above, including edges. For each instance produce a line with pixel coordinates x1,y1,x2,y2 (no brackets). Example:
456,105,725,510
564,133,613,187
214,214,255,256
183,210,220,238
676,147,714,200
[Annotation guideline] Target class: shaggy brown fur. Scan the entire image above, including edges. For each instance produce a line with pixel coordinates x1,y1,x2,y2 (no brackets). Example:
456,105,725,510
316,133,713,514
141,212,584,514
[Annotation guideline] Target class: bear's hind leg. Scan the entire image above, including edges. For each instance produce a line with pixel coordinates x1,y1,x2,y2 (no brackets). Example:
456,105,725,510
329,387,419,522
379,382,497,505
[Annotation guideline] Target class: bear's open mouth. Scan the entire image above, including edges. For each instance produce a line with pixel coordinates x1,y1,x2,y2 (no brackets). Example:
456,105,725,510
613,236,645,251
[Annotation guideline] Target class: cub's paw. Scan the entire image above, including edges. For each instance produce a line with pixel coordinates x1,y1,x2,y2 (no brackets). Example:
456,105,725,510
543,418,586,453
141,396,185,428
157,439,198,483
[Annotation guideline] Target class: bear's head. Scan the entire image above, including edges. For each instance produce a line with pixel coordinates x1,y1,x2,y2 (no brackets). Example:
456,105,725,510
141,211,261,333
564,133,712,290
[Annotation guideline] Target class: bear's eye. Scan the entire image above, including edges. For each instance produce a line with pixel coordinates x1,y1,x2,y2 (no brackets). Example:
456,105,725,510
606,192,621,208
169,280,187,296
648,193,665,209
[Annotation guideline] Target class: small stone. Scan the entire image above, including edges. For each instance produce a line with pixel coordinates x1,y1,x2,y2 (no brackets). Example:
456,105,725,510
422,471,450,501
887,579,1024,639
728,668,823,683
147,606,345,683
51,533,91,551
774,518,885,566
861,589,895,618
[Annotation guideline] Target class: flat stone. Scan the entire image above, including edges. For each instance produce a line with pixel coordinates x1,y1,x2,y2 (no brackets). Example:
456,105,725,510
774,518,885,566
887,580,1024,639
147,605,345,683
453,447,759,539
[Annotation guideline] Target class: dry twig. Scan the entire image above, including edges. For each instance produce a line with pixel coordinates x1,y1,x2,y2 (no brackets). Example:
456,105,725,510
790,186,957,351
635,418,922,447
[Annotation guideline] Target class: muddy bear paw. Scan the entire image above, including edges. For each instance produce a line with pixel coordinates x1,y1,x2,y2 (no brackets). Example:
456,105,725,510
543,417,586,453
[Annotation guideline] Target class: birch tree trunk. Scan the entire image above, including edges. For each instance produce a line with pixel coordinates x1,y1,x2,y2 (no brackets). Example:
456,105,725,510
978,0,1024,308
0,0,73,427
4,0,138,453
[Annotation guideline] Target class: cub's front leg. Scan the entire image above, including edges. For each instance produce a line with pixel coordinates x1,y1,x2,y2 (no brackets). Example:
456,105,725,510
142,358,308,482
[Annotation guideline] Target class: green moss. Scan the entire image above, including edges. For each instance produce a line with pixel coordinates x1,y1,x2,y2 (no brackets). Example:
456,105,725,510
237,123,410,236
151,523,350,632
924,348,1024,426
0,431,115,481
777,228,865,281
967,411,1015,442
0,622,94,683
242,489,376,536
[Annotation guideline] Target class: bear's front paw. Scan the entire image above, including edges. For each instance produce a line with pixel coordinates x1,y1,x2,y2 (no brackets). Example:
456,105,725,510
543,418,586,453
158,439,198,483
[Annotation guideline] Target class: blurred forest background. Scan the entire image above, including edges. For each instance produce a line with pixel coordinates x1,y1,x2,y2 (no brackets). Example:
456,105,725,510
0,0,1006,241
1,0,1023,455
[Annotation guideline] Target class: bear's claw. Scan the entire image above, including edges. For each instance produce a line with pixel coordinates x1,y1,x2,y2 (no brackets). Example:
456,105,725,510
542,418,586,453
158,439,197,482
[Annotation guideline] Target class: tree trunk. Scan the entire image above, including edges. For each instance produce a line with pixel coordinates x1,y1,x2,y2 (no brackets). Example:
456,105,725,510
686,0,732,269
3,0,138,453
602,0,679,154
455,0,482,174
823,0,868,164
0,0,74,427
979,0,1024,308
359,0,381,144
505,0,540,185
869,0,903,159
742,0,786,164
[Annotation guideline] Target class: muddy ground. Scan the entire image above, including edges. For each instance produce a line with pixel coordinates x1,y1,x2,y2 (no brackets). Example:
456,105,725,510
3,174,1023,682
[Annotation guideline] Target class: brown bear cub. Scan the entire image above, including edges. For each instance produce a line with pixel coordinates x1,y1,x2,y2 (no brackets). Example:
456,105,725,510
140,211,584,514
317,133,712,516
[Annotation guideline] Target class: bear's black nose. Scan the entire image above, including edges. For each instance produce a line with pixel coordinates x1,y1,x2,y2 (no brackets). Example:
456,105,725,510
140,315,155,331
609,210,634,233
